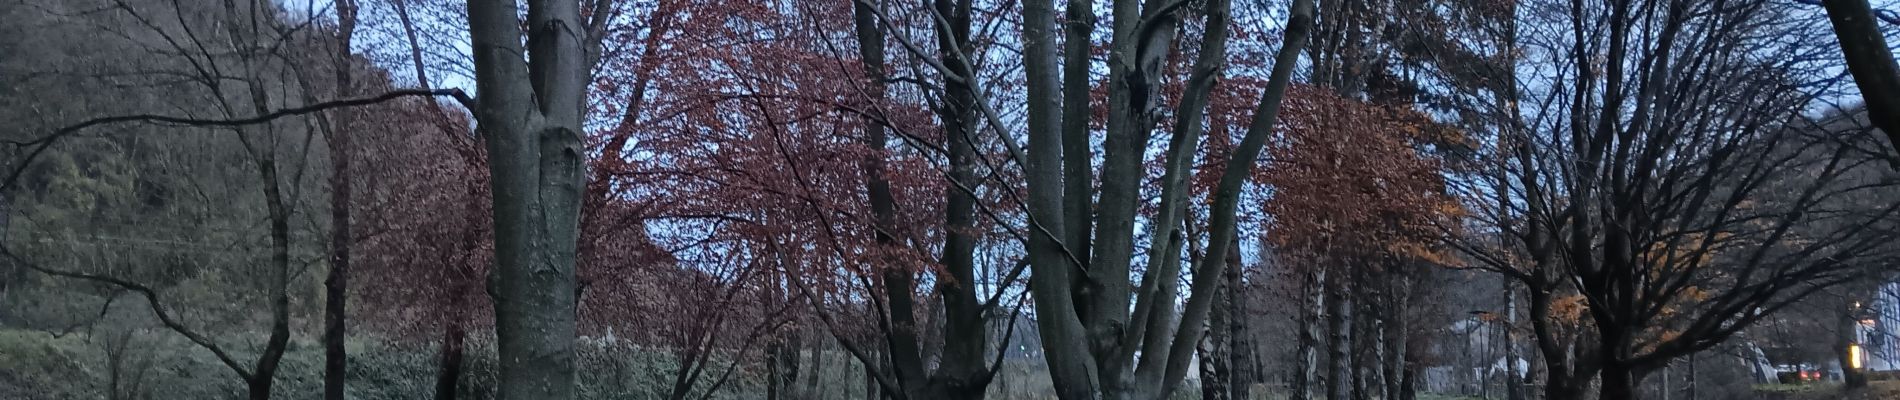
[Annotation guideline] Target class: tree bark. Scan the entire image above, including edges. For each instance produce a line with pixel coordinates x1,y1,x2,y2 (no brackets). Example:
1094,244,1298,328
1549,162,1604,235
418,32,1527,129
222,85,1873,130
323,2,360,400
849,1,993,398
1018,0,1099,394
1197,241,1242,400
1382,275,1408,400
1599,364,1646,400
466,1,592,399
1325,270,1352,400
1504,280,1524,400
1294,269,1325,400
1227,251,1254,400
244,135,293,400
1822,0,1900,149
1018,0,1316,397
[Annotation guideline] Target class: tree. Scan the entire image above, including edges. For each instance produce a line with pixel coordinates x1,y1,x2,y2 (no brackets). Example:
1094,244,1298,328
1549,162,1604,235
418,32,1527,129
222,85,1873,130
319,2,361,398
462,0,624,398
1015,0,1316,396
1446,0,1900,398
1259,85,1462,400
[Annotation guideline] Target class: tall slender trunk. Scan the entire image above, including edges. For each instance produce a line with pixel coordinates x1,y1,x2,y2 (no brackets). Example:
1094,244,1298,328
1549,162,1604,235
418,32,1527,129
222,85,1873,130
1198,242,1240,400
236,83,293,400
1228,253,1254,400
1686,354,1696,400
1382,275,1408,400
1350,276,1371,400
1504,281,1523,400
803,328,826,400
323,3,360,400
246,148,293,400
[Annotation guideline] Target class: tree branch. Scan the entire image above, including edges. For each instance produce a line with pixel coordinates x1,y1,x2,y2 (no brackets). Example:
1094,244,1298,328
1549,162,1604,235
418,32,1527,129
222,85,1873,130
2,88,474,192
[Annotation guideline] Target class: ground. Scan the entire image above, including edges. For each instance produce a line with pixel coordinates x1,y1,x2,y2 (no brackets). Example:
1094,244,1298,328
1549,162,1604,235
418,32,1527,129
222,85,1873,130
1754,381,1900,400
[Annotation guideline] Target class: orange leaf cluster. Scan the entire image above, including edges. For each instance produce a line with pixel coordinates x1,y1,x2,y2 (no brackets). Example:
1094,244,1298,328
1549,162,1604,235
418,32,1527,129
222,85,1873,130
1259,85,1464,265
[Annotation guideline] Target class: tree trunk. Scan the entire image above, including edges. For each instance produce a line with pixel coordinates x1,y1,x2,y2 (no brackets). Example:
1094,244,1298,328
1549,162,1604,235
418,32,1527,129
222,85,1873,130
1295,269,1325,400
865,350,882,400
1398,363,1416,400
768,334,800,400
1017,0,1316,396
467,1,591,399
1821,0,1900,149
1198,253,1235,400
1351,279,1370,400
803,329,826,400
1383,276,1408,400
323,3,359,400
1839,299,1868,389
1228,254,1254,400
1599,364,1645,400
1017,0,1099,393
244,124,293,400
1687,354,1697,400
1504,281,1523,400
1544,375,1586,400
434,321,467,400
1326,271,1353,400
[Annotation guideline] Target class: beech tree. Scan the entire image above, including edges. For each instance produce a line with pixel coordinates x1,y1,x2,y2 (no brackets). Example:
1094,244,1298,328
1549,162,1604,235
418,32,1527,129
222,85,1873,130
1013,0,1316,396
463,0,627,398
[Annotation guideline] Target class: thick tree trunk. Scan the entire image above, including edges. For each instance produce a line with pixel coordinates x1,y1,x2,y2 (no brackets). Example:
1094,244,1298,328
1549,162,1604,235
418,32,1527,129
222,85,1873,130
434,321,467,400
1398,364,1417,400
1544,373,1586,400
1598,364,1645,400
467,1,590,399
1018,0,1099,394
1839,300,1868,389
1821,0,1900,148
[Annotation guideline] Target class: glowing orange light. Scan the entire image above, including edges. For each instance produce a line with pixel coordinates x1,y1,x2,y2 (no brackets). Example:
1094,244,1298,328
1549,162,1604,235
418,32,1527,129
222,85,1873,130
1851,344,1865,370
